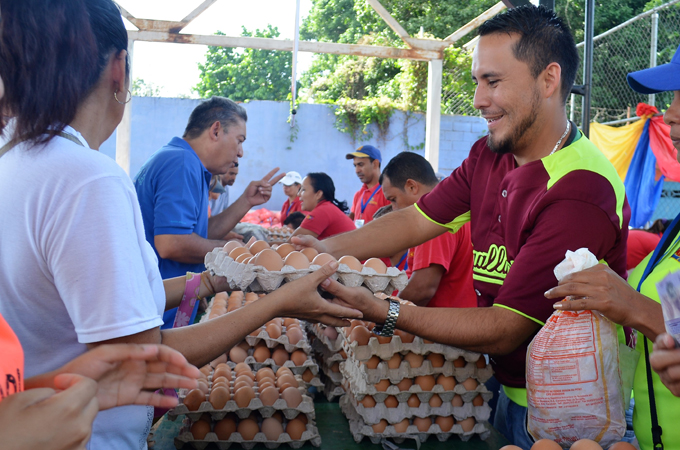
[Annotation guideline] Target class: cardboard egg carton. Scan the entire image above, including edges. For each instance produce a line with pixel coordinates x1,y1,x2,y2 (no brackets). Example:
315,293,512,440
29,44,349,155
310,336,345,364
306,323,344,352
321,375,346,402
225,357,319,377
205,248,408,293
170,386,316,422
175,418,321,449
244,326,312,353
344,390,492,425
340,395,491,444
266,227,293,242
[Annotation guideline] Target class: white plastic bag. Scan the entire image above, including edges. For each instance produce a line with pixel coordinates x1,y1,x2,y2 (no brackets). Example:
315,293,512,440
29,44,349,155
526,248,626,448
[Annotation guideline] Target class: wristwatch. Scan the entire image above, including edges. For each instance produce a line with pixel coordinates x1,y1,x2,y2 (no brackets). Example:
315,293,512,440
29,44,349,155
373,298,401,338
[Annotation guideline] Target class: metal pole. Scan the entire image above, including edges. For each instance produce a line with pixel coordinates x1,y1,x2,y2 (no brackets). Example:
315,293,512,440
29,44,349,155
649,12,659,107
290,0,301,126
116,38,134,174
570,93,575,123
581,0,594,137
425,59,443,173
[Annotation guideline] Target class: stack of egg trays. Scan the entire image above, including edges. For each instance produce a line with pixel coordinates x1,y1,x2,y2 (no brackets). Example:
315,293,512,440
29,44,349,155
338,329,494,442
204,248,408,293
307,323,347,400
339,395,491,445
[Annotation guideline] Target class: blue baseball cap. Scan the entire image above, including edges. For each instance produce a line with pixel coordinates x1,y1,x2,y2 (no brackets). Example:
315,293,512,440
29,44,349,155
627,44,680,94
346,145,382,163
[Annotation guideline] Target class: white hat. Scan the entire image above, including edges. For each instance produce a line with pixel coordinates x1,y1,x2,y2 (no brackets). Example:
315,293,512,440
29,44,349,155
279,171,302,186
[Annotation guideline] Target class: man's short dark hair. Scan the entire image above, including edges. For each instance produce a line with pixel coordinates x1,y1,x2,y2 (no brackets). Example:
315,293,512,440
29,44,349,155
478,5,578,104
283,211,305,229
183,97,248,139
379,152,438,190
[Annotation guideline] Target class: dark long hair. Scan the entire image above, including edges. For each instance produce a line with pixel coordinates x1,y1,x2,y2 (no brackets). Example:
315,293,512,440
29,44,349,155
0,0,129,144
306,172,348,213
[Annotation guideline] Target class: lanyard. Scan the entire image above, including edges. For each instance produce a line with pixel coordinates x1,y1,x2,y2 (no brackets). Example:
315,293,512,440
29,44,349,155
397,252,408,271
286,199,296,216
360,185,381,214
636,213,680,291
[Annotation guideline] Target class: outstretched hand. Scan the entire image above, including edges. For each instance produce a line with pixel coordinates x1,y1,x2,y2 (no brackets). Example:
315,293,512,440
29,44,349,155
243,168,285,206
291,235,328,254
651,333,680,397
57,344,200,410
319,275,389,324
272,261,363,327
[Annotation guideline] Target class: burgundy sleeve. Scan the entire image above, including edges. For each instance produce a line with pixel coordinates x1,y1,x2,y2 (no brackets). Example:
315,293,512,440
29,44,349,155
494,200,619,325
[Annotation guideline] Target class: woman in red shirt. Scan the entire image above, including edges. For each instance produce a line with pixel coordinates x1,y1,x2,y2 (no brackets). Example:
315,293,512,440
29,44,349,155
293,173,355,240
279,171,303,223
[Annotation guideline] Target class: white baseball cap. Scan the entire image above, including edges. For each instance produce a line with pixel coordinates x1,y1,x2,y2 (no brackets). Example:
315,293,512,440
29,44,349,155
279,171,302,186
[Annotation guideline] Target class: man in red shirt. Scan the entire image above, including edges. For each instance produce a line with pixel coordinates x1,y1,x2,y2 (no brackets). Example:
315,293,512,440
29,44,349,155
346,145,390,227
380,153,476,308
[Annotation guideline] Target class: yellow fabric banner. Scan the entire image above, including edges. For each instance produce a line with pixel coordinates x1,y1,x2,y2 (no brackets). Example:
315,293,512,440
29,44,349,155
589,120,646,182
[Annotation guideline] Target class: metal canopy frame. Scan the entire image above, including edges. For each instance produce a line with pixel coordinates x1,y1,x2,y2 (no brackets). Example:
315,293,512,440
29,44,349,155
114,0,506,174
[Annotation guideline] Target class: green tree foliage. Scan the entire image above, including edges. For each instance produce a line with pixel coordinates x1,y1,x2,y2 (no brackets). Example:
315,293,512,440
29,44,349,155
131,78,161,97
195,25,293,101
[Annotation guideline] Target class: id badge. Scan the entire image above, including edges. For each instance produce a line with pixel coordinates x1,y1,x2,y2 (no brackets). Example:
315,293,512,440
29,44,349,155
354,219,365,228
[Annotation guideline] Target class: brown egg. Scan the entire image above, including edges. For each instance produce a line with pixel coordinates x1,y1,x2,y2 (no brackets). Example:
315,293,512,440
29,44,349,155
248,240,271,254
270,411,284,423
281,387,303,407
476,355,487,368
453,356,467,368
236,374,255,386
414,375,435,391
234,362,253,376
451,395,463,407
253,345,271,363
530,439,563,450
374,379,391,392
286,326,304,345
253,249,284,271
235,253,252,263
407,394,421,408
214,365,231,380
312,252,337,266
256,368,276,383
300,247,319,260
278,378,298,392
282,317,299,327
472,394,484,407
276,372,297,387
275,243,295,258
365,356,381,369
429,394,443,407
233,386,255,408
396,378,413,391
323,326,339,340
244,257,255,264
199,365,212,377
363,258,387,274
289,349,306,366
237,418,260,440
427,353,444,367
608,443,637,450
500,447,524,450
372,419,388,433
229,247,251,259
234,380,252,392
349,326,371,346
570,440,603,450
272,346,290,365
297,414,308,425
302,369,314,382
395,329,415,343
228,346,248,364
435,415,454,432
459,417,476,432
223,240,244,253
413,416,432,432
338,255,363,271
259,386,280,406
210,353,228,367
197,379,210,394
384,395,399,408
436,375,456,391
214,416,237,440
208,385,230,408
462,378,478,391
183,389,206,411
386,353,402,369
262,417,284,441
191,420,211,440
393,418,410,433
258,379,275,391
404,352,424,368
284,251,311,269
249,326,263,337
359,395,376,408
276,366,294,378
286,418,307,440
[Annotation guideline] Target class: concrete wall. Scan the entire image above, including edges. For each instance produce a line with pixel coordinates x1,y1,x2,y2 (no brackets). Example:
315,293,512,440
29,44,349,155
100,98,487,211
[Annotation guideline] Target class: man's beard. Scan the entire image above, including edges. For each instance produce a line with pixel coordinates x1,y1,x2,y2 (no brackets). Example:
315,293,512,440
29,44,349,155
487,90,541,155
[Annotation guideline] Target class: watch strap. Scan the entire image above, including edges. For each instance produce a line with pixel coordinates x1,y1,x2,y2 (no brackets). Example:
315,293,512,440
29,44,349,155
373,298,400,337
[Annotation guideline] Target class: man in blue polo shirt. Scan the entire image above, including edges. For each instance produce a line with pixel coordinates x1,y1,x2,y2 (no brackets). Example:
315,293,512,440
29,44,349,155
134,97,283,327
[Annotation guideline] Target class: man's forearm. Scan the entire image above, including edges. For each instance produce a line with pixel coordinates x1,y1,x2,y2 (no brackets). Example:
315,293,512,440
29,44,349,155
155,233,225,264
208,196,251,239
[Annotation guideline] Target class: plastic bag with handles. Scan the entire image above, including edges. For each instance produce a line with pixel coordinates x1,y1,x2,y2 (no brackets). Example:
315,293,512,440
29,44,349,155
526,248,627,448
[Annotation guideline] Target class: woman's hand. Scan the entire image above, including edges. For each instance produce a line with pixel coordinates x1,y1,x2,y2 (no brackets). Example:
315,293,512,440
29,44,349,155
271,262,363,327
651,333,680,397
55,344,200,410
0,375,98,450
319,276,390,324
291,235,328,255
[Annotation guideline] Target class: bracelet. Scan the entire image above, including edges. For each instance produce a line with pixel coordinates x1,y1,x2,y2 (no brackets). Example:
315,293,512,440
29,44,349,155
198,271,216,301
373,298,400,338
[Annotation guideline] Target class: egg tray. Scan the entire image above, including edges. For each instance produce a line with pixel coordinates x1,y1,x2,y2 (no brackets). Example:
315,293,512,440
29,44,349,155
340,396,491,444
205,249,408,293
245,326,312,353
295,373,324,392
225,355,319,377
321,375,346,402
340,371,493,405
341,352,492,386
174,422,321,449
344,390,492,425
306,323,344,352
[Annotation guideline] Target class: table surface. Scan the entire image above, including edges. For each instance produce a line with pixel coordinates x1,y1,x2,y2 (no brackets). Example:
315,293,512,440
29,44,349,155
155,398,510,450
